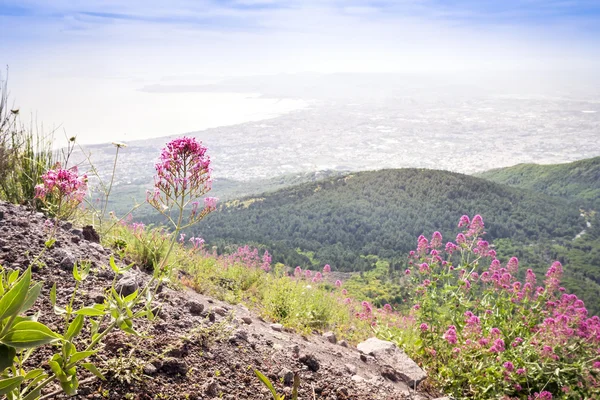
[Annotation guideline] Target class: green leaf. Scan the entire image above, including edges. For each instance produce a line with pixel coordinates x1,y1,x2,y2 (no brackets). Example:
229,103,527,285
68,350,96,366
20,282,42,314
7,270,19,285
109,256,120,274
1,321,62,348
50,283,57,307
0,268,31,321
73,264,81,282
65,314,84,340
24,368,45,380
254,369,280,400
74,306,105,317
0,376,24,395
44,238,56,249
123,289,139,303
59,374,79,396
82,363,106,380
0,344,16,372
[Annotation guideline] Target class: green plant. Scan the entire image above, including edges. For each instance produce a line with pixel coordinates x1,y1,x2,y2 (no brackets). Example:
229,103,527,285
253,369,299,400
0,69,55,205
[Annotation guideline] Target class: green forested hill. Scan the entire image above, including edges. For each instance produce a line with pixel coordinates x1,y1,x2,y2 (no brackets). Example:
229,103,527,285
477,156,600,209
196,169,584,271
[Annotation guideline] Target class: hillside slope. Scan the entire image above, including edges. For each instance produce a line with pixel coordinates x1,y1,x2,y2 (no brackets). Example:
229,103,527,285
477,156,600,209
0,201,438,400
196,168,584,271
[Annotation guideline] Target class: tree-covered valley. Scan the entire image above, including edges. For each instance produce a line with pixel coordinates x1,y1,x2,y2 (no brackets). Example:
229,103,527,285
168,159,600,314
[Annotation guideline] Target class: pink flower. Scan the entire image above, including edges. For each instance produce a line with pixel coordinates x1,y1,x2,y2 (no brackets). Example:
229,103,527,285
383,304,393,313
313,272,323,282
341,289,348,295
444,326,457,344
431,231,442,248
420,323,429,332
335,280,342,287
323,264,331,273
503,361,514,372
294,266,302,277
516,368,526,375
458,215,470,227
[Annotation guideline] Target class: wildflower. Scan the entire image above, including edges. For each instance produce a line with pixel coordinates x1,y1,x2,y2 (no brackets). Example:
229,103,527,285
335,279,342,287
179,233,186,243
420,323,429,332
490,338,505,353
312,272,323,282
456,233,466,244
305,270,312,278
431,231,442,248
533,391,553,400
419,263,430,274
503,361,514,372
444,326,457,344
35,164,88,205
383,303,393,313
294,266,302,277
323,264,331,273
516,368,526,375
405,269,411,275
341,289,348,296
458,215,470,227
507,257,519,274
261,250,272,272
512,337,524,347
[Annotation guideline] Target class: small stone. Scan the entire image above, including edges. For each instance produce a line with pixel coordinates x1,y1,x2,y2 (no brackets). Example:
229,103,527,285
71,228,83,237
213,306,227,316
299,353,320,372
115,273,141,297
345,364,357,375
339,340,349,348
270,323,283,332
89,292,105,304
143,364,157,375
204,379,220,397
187,301,204,315
323,331,337,344
351,375,364,382
241,316,253,324
89,242,105,253
82,225,100,243
360,354,368,363
62,221,73,230
279,369,294,386
55,249,75,270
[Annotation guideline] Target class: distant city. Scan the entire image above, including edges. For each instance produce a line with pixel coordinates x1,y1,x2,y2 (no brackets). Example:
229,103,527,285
72,90,600,192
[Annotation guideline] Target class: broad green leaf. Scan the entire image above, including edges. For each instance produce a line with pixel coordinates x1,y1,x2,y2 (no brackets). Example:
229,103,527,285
123,289,139,303
44,238,56,249
24,368,45,380
0,344,16,372
67,350,96,366
0,268,31,321
20,282,42,314
65,315,84,340
79,263,90,281
0,376,24,395
74,306,105,317
23,386,43,400
1,321,62,348
82,362,105,380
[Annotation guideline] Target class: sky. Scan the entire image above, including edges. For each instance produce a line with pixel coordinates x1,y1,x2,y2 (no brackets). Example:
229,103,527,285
1,0,599,144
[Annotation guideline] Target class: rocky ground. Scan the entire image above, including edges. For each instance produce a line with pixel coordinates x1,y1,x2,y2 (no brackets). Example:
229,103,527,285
0,201,446,400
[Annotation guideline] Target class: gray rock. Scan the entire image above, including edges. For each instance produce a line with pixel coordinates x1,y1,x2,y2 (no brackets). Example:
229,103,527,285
323,331,337,344
345,364,357,375
143,363,157,375
88,291,105,304
270,323,283,332
279,369,294,386
213,306,228,316
187,300,204,315
89,242,105,253
204,379,220,397
357,337,396,355
299,353,320,372
339,340,349,348
241,316,253,324
351,375,365,382
115,272,142,297
55,249,76,270
356,337,426,387
71,228,83,237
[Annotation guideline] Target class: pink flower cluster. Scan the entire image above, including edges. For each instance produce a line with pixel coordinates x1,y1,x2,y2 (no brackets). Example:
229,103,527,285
147,137,216,222
35,164,88,205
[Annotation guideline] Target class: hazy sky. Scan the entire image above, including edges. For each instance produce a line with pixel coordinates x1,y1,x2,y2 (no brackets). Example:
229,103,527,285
1,0,599,144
